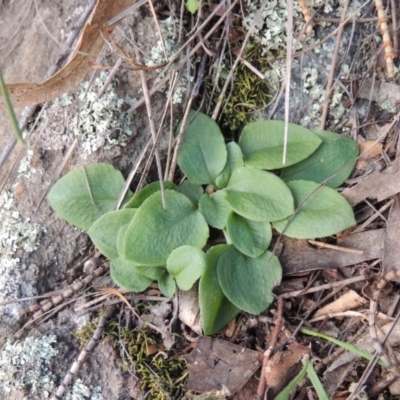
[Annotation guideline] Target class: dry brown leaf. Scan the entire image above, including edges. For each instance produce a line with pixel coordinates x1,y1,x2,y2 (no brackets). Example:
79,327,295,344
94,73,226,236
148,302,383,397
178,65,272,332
357,77,400,108
314,290,367,318
280,229,384,276
264,342,310,396
356,139,383,170
186,336,261,395
342,157,400,206
2,0,132,108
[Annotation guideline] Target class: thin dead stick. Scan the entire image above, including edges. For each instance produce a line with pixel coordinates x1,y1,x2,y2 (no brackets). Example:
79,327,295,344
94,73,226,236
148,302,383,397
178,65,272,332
257,297,284,398
127,0,238,114
309,310,368,323
97,57,122,98
114,137,152,210
167,97,194,181
391,0,398,54
319,0,350,129
280,275,367,299
349,305,400,399
50,306,114,400
134,48,166,208
352,199,394,235
283,0,294,165
375,0,395,77
107,0,149,25
307,240,363,255
212,0,269,121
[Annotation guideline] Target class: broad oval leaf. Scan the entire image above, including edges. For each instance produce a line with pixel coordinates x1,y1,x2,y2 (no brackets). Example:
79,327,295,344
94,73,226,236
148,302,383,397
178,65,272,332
239,120,322,169
110,257,153,293
217,247,282,314
225,167,294,222
215,142,244,189
179,181,204,205
135,265,166,280
281,129,359,188
273,180,356,239
198,190,231,229
199,245,240,335
48,163,133,231
117,224,129,256
226,212,272,258
178,111,227,185
166,246,206,290
88,208,136,259
123,181,177,209
124,190,209,266
158,271,176,298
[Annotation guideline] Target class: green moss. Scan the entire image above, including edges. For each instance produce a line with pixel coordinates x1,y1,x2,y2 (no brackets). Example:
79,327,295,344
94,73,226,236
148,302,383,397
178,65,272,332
76,318,187,400
208,43,274,133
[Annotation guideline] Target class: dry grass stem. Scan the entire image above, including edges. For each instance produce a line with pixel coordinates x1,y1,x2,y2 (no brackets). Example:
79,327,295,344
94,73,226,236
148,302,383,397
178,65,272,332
307,240,363,255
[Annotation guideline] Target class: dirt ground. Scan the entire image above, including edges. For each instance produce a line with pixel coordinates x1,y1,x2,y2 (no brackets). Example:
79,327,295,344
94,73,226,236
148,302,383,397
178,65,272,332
2,1,400,400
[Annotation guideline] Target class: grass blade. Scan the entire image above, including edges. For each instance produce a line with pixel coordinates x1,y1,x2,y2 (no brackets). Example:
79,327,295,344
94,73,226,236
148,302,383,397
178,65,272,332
0,67,25,145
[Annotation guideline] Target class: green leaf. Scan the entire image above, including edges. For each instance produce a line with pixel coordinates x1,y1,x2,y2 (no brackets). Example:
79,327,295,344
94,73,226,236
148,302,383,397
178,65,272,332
179,181,203,205
215,142,244,189
134,265,166,281
158,271,176,297
178,111,227,185
275,362,308,400
166,246,206,290
226,212,272,258
198,190,231,229
117,224,129,256
306,361,329,400
0,67,25,145
217,247,282,314
273,180,356,239
88,208,136,259
110,257,153,293
123,181,177,209
48,163,133,231
281,129,359,188
300,328,387,367
186,0,200,13
239,120,322,169
199,245,240,335
225,167,294,222
124,190,209,266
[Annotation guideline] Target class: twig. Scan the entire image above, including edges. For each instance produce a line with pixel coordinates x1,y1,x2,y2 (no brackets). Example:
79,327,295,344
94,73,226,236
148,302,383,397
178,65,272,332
50,306,115,400
280,275,367,299
319,0,349,129
127,0,239,114
134,48,166,208
256,297,284,398
391,0,398,55
352,199,393,234
307,240,363,255
283,0,294,165
375,0,395,77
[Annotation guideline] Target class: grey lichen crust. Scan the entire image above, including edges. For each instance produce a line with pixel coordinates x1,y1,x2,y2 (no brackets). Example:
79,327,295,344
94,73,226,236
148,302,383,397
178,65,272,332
0,335,58,398
69,72,137,156
0,335,103,399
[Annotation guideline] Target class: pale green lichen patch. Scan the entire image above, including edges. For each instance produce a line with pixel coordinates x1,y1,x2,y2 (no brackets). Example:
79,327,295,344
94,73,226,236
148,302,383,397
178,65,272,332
0,335,58,398
0,190,45,268
69,72,137,156
146,16,194,104
63,378,103,400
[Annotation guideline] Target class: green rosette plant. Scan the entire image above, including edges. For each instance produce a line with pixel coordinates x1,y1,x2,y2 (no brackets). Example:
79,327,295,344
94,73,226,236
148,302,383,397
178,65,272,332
48,112,358,335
